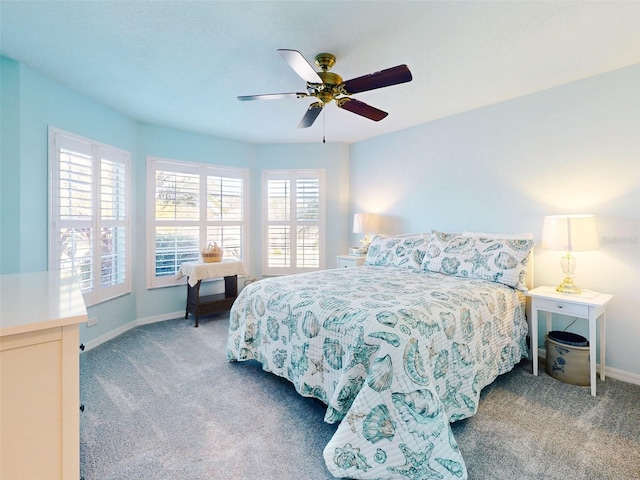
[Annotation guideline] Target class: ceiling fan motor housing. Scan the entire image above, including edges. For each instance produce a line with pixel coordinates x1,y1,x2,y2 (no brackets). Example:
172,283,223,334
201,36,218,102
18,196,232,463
313,71,343,104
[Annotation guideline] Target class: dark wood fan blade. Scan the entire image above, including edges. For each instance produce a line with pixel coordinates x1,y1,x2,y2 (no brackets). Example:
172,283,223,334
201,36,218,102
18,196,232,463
337,98,388,121
342,65,412,94
298,102,324,128
237,92,307,101
277,49,323,84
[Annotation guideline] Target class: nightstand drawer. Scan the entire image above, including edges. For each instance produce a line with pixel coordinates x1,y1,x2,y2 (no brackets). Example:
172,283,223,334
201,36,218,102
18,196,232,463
535,298,589,317
337,255,366,268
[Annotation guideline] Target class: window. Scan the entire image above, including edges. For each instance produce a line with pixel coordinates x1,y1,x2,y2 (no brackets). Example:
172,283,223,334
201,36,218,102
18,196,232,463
147,157,248,288
49,127,131,306
263,169,326,276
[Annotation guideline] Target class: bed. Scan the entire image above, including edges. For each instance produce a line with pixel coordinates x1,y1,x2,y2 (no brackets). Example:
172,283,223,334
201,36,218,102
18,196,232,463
227,231,534,480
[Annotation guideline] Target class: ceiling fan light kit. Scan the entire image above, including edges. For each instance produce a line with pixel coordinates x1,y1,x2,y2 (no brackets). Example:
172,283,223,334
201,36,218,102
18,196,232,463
237,49,412,129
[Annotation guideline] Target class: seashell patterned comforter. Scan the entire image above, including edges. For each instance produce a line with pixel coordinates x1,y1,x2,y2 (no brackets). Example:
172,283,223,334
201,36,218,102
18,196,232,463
226,265,528,480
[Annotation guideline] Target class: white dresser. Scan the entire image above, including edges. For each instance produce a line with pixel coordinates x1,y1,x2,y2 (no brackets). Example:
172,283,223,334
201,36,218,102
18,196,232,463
0,271,87,480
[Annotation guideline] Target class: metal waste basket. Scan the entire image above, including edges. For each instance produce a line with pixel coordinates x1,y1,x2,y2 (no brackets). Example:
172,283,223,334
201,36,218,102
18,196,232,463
545,331,590,386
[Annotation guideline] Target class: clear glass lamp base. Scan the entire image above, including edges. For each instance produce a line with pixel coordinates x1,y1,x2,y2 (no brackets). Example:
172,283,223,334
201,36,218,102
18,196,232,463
556,276,582,294
556,253,581,294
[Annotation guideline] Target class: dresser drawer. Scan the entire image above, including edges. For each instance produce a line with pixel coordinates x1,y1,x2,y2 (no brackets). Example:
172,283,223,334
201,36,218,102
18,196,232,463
535,298,589,317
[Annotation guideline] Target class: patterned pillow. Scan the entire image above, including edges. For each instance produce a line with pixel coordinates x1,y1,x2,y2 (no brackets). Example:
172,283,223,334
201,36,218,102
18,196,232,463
364,233,431,271
421,231,534,290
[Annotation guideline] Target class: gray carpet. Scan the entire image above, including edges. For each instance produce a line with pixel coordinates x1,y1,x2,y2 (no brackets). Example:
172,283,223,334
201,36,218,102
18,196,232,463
80,315,640,480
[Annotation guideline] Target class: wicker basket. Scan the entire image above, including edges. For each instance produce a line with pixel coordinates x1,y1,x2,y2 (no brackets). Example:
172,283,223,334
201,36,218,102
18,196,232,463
201,242,223,263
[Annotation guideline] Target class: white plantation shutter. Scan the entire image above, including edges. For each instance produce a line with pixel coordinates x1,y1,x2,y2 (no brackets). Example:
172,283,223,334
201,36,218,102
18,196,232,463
57,137,94,292
207,176,244,259
263,170,325,275
296,177,320,268
208,176,243,221
153,169,201,278
147,158,248,288
49,127,131,306
267,179,291,268
100,153,128,291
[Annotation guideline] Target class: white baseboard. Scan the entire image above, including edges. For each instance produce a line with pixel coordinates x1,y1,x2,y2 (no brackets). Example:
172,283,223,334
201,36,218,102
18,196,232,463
83,311,184,351
538,347,640,387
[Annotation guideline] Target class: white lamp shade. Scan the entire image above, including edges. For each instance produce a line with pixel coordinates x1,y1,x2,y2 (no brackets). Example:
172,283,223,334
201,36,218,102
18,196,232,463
353,213,380,234
541,214,599,252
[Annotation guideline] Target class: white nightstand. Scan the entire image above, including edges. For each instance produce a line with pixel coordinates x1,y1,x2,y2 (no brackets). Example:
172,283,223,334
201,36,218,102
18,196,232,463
527,286,613,396
337,255,366,268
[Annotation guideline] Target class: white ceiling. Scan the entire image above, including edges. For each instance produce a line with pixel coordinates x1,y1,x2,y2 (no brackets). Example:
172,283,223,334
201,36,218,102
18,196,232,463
1,1,639,145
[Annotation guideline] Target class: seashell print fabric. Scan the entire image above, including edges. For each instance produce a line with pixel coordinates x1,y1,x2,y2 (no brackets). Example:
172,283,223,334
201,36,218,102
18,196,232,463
422,231,534,291
364,234,431,272
227,266,528,480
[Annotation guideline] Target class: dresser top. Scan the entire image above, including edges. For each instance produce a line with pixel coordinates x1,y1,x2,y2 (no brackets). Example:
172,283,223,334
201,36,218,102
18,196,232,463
0,271,87,337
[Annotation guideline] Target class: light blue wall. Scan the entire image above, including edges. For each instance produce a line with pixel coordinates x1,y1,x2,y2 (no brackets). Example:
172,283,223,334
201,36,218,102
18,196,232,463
349,64,640,377
0,57,21,273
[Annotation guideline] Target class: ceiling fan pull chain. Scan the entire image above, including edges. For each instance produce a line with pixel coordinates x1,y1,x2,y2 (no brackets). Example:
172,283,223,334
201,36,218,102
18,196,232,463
323,108,326,144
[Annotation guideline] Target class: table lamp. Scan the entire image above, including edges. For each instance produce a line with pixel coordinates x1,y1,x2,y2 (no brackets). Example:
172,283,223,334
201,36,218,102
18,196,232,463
353,213,380,252
541,214,599,294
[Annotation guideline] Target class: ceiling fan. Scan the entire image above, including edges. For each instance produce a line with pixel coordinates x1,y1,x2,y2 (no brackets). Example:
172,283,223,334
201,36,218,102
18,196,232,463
237,49,413,128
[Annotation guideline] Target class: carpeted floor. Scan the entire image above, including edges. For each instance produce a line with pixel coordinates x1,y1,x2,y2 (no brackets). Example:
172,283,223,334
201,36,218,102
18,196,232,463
80,315,640,480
